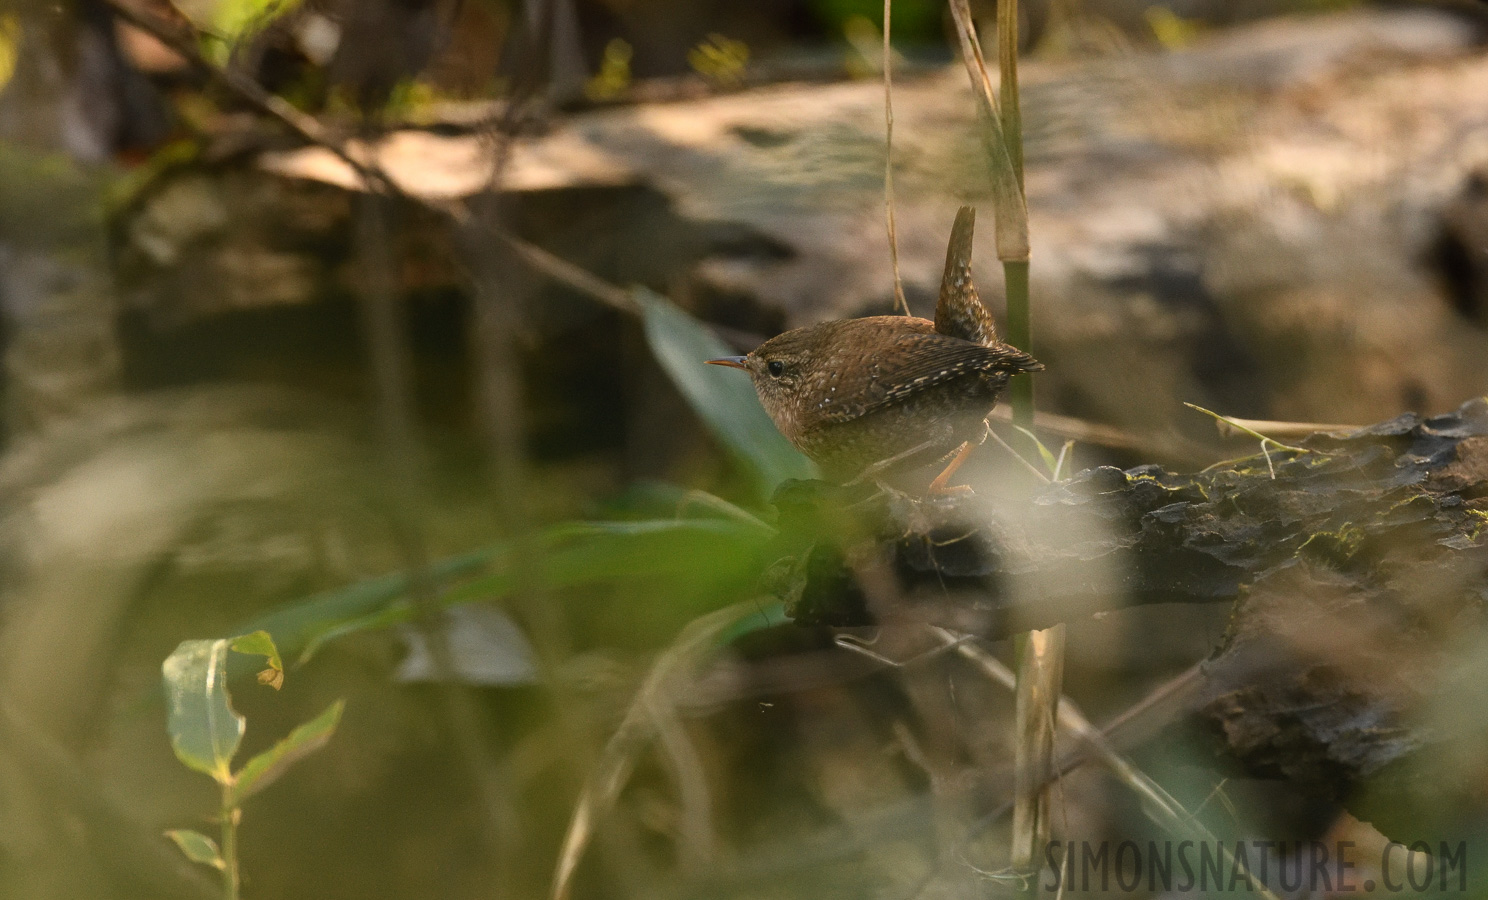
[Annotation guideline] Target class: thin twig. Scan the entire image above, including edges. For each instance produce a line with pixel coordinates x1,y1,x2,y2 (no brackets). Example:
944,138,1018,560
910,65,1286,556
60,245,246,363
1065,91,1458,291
100,0,639,319
103,0,373,185
1185,403,1325,479
1010,623,1064,884
675,490,774,533
1183,403,1312,454
1051,440,1073,481
936,638,1285,900
646,693,717,874
883,0,909,316
984,406,1174,455
1213,416,1356,440
986,424,1050,482
895,650,1208,900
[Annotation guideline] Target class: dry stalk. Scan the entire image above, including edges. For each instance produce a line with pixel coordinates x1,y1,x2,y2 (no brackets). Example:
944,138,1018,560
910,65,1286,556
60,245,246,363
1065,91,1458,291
883,0,910,316
947,636,1285,900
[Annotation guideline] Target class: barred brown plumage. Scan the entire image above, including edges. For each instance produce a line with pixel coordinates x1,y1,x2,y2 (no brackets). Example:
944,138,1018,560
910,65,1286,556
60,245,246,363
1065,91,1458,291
706,206,1042,491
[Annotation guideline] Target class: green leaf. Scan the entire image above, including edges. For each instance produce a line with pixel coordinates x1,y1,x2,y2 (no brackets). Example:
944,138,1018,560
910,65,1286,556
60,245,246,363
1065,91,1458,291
236,549,494,664
1013,425,1059,475
230,700,344,806
165,829,224,870
216,0,303,41
233,518,770,664
439,519,772,608
230,630,284,690
184,0,306,64
636,288,814,496
295,602,415,667
162,639,244,783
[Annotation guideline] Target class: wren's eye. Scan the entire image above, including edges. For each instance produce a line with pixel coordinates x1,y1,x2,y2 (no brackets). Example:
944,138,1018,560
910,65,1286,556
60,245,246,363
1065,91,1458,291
766,360,785,378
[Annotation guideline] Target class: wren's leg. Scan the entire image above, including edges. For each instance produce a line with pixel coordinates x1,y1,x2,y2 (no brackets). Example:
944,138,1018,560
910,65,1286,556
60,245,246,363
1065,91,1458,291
928,440,977,494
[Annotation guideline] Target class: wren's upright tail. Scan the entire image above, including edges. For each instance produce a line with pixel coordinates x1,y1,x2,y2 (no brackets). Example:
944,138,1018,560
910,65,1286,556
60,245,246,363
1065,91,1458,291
934,206,1004,348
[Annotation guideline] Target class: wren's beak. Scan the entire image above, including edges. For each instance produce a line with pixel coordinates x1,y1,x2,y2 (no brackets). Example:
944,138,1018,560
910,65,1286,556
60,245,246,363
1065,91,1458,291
705,356,749,370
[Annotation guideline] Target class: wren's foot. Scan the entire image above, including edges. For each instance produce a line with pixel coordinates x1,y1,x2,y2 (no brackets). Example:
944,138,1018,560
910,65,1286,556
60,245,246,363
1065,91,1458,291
928,441,978,494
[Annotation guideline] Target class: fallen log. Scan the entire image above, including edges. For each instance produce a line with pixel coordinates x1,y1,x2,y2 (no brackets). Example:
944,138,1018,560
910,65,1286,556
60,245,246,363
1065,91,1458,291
768,398,1488,840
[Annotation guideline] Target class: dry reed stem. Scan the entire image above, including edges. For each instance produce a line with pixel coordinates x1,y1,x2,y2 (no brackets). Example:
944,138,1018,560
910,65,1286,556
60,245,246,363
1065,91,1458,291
1010,624,1065,879
890,643,1207,899
883,0,910,315
1213,416,1357,439
946,0,1029,262
948,637,1285,900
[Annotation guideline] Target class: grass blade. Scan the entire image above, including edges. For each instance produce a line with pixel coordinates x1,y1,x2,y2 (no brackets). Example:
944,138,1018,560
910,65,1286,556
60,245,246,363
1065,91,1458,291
235,518,772,667
230,700,345,805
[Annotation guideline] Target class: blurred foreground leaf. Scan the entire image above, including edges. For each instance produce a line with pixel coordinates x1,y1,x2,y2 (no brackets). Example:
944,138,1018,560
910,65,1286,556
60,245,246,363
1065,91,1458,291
165,829,224,870
636,288,814,497
241,549,494,664
162,639,243,783
240,517,773,665
230,700,345,805
0,15,17,93
177,0,305,63
447,519,769,597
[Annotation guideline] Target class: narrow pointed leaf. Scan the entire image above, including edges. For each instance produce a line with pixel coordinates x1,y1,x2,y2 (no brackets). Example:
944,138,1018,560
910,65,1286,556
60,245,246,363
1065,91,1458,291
230,630,285,690
235,549,494,663
636,288,814,496
215,516,771,683
230,700,345,806
165,829,225,870
162,639,243,782
439,519,772,608
1013,425,1059,475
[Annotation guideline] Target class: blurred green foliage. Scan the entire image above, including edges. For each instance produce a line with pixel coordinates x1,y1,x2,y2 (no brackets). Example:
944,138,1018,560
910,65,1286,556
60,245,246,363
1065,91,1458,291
813,0,942,42
0,13,17,93
585,38,634,100
225,292,792,677
687,33,751,86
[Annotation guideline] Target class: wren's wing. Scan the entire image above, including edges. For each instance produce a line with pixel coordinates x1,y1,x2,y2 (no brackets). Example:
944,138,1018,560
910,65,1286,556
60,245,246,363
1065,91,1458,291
935,206,1002,347
819,329,1042,424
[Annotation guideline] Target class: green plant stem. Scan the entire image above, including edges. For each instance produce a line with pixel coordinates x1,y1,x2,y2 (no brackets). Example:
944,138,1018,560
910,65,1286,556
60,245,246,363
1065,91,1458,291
220,786,239,900
995,0,1033,430
1004,259,1034,427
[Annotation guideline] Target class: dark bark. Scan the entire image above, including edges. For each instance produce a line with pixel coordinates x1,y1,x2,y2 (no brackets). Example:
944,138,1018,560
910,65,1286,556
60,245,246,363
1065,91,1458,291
769,398,1488,840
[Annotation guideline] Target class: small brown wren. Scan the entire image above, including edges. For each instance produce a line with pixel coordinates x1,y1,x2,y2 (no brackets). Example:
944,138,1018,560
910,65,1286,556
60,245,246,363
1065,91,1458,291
707,206,1043,490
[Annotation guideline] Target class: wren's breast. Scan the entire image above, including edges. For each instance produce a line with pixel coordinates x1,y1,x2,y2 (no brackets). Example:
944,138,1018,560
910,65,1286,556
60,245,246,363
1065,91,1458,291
796,370,1009,482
